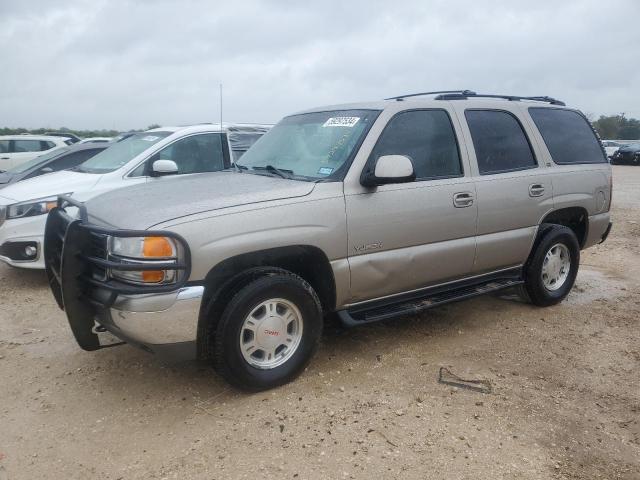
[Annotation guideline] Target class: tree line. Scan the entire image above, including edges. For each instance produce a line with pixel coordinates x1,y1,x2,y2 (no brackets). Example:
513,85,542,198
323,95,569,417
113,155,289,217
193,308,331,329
1,117,638,141
0,125,161,138
591,114,640,140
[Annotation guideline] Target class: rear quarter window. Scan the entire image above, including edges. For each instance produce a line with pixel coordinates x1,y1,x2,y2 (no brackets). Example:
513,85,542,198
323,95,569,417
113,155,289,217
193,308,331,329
528,108,606,164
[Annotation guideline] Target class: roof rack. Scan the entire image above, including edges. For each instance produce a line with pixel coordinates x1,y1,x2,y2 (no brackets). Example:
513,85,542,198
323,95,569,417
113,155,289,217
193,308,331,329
385,90,476,101
386,90,565,106
435,92,565,106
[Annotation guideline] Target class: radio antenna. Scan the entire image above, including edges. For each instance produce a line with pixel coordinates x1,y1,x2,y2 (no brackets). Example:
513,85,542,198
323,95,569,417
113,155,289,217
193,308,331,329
219,83,223,130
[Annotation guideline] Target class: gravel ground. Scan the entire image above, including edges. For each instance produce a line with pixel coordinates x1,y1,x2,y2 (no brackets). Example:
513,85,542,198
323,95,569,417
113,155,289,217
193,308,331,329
1,166,639,480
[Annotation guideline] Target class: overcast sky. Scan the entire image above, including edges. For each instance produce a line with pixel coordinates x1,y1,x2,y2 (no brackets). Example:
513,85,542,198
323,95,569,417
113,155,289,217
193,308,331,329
1,0,639,131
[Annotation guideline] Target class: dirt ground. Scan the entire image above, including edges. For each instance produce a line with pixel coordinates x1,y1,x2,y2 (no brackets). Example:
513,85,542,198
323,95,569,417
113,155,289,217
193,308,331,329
1,167,639,480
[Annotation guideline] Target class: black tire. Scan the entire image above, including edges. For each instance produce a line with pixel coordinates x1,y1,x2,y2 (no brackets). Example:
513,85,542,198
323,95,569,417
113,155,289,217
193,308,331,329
213,271,323,391
522,224,580,307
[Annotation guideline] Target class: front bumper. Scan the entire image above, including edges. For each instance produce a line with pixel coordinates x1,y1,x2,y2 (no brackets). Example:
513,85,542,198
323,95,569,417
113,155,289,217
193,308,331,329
96,286,203,358
0,214,47,268
44,198,197,359
611,152,639,165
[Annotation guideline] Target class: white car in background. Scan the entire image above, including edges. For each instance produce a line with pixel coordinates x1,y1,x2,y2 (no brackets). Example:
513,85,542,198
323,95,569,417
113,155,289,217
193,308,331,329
601,140,627,159
0,124,269,268
0,135,70,170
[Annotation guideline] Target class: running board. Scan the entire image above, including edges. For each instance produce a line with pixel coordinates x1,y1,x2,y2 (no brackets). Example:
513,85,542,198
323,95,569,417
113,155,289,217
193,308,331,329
338,277,523,327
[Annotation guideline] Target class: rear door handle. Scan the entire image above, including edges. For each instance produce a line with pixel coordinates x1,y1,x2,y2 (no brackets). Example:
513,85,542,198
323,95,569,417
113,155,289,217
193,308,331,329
453,191,474,208
529,183,545,197
0,157,9,160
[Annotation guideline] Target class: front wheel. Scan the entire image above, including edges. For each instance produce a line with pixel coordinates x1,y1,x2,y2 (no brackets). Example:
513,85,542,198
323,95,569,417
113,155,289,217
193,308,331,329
213,271,323,391
521,224,580,307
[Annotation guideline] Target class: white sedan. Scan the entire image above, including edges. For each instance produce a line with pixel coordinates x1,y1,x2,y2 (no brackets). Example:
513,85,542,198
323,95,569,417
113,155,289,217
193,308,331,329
0,124,268,268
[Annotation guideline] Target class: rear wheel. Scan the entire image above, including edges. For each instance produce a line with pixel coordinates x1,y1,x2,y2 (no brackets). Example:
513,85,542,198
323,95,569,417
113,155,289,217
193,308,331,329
213,271,323,391
521,224,580,306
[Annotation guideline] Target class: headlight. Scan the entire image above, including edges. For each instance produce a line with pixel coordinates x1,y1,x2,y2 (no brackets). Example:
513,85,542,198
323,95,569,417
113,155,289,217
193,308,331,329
108,235,179,284
7,194,70,220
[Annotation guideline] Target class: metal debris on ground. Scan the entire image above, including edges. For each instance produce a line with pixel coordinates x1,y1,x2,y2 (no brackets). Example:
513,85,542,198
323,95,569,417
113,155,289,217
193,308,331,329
437,367,492,394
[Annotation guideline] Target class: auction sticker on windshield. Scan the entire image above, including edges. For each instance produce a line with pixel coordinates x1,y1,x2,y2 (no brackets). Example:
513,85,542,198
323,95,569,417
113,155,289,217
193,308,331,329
323,117,360,128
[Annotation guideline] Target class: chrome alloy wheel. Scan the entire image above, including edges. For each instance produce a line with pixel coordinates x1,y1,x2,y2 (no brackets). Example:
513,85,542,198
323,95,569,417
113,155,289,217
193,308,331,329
239,298,303,369
541,243,571,291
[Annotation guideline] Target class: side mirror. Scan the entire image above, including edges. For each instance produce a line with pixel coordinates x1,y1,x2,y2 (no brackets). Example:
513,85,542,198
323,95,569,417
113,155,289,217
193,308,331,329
151,159,178,176
360,155,415,187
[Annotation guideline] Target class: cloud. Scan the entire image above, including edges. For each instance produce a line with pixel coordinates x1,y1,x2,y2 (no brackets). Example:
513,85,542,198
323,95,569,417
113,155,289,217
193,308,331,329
1,0,639,130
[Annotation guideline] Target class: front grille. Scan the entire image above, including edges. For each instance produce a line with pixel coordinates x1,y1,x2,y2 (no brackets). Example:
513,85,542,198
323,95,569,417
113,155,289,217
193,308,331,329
88,232,108,281
44,206,71,309
44,196,192,311
0,205,6,228
44,196,193,352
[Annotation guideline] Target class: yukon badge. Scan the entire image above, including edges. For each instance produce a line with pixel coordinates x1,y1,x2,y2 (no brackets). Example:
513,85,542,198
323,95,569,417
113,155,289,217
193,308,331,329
354,241,383,252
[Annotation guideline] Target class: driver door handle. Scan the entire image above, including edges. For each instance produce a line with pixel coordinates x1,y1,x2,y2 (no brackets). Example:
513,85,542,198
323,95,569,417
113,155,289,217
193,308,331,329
453,191,474,208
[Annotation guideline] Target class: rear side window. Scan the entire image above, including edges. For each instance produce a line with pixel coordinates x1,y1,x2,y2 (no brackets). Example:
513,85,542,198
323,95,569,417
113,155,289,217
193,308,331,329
370,109,462,180
229,132,264,162
466,110,536,175
528,108,606,164
0,140,9,153
232,150,247,161
13,139,43,153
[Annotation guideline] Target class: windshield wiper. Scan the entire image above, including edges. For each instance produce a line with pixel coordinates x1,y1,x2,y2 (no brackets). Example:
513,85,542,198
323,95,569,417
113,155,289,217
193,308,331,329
252,165,294,179
232,163,248,172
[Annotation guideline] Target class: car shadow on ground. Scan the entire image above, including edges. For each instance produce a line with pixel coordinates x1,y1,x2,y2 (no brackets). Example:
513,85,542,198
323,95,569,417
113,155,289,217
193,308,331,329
87,288,530,406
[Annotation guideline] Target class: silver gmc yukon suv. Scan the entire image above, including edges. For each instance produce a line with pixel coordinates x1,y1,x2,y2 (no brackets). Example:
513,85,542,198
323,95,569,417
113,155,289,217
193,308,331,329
44,90,612,390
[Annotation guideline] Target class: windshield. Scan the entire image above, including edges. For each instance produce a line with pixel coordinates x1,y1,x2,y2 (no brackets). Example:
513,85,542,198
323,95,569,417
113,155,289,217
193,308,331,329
7,147,69,174
237,109,380,180
75,132,171,173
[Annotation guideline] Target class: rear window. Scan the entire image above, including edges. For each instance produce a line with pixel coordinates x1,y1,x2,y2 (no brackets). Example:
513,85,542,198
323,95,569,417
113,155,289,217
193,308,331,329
528,108,606,164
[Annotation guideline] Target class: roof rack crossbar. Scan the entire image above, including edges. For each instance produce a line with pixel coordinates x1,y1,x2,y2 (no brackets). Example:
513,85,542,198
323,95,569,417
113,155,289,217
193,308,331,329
433,92,565,106
385,90,477,101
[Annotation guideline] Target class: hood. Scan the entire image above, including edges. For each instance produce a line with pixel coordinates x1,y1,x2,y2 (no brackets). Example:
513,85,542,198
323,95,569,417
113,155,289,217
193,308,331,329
85,171,316,229
0,170,102,204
